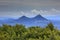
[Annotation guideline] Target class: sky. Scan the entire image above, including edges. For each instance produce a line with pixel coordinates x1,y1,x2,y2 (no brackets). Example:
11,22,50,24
0,0,60,18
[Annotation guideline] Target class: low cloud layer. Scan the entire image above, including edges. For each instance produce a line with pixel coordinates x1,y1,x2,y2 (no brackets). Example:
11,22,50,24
31,8,60,16
0,8,60,18
19,8,60,17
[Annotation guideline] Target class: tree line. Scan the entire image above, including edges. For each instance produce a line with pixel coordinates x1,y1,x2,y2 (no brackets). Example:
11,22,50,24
0,23,60,40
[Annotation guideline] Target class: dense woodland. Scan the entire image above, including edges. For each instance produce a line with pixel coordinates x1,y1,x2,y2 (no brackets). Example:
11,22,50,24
0,23,60,40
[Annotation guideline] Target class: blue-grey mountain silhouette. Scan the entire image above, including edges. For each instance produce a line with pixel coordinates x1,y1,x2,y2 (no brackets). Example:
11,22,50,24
0,14,50,27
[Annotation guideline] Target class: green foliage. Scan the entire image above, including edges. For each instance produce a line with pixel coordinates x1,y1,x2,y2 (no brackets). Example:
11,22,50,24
0,23,60,40
46,23,54,31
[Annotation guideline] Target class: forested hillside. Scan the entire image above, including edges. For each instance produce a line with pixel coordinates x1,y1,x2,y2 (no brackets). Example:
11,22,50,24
0,23,60,40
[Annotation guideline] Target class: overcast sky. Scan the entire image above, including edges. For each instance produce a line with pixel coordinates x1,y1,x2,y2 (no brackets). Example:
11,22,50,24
0,0,60,18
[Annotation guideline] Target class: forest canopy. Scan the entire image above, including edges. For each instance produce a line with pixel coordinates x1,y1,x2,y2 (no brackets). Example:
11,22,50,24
0,23,60,40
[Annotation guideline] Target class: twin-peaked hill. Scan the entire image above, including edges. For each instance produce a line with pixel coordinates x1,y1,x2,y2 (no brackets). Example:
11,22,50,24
0,15,50,27
17,15,48,22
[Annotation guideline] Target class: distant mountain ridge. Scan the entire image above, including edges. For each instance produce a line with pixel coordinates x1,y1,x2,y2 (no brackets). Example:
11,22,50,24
0,14,50,27
18,14,48,21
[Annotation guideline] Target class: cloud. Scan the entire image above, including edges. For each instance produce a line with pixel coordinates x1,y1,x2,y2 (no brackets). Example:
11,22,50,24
0,8,60,18
10,8,59,18
31,8,60,16
0,0,60,18
0,0,60,8
0,0,60,12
